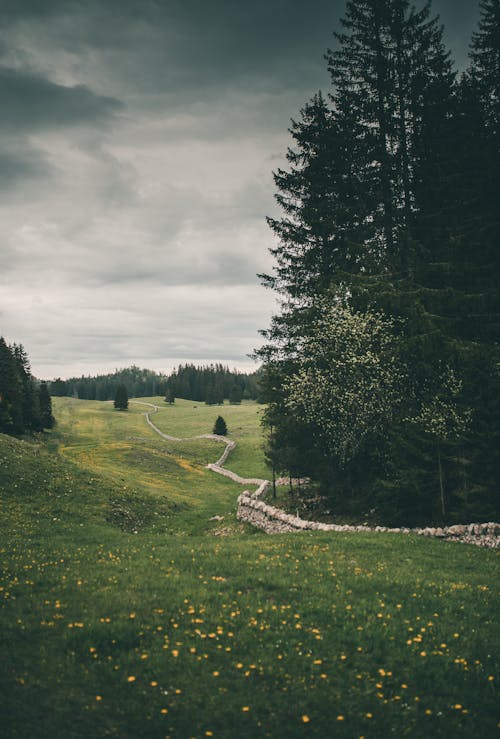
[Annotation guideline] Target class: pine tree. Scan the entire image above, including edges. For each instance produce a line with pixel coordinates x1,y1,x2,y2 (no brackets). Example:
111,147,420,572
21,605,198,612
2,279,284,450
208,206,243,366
257,0,500,522
165,388,175,404
38,382,55,429
228,385,243,404
213,416,227,436
114,384,128,410
0,337,23,433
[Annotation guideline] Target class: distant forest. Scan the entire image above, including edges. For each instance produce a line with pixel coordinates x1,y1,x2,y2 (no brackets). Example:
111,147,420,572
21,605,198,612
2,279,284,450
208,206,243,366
257,0,500,524
49,364,259,404
0,338,54,435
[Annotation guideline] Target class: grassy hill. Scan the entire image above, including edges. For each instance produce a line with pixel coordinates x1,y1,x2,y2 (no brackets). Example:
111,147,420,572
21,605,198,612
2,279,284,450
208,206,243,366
0,398,498,738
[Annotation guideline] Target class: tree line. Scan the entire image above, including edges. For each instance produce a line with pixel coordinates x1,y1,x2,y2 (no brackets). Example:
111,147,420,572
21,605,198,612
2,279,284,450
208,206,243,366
0,338,54,435
49,363,259,405
49,366,169,401
163,364,260,405
258,0,500,525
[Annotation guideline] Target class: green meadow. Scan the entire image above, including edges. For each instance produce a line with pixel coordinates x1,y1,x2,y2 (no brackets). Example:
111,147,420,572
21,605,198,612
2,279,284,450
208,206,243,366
0,397,498,738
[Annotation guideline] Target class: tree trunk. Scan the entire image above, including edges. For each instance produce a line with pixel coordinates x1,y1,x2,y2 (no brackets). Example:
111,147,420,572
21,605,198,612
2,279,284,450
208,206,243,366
438,444,446,518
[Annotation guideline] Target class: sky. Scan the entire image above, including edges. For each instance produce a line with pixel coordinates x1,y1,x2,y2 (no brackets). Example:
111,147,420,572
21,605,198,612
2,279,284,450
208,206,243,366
0,0,481,380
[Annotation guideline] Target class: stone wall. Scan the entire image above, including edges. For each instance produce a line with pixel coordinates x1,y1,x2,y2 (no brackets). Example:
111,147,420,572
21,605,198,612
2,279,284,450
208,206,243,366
236,491,500,548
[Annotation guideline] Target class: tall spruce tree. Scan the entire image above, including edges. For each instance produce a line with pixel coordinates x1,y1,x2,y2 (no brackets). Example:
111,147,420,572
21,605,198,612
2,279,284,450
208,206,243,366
0,337,23,433
38,382,55,430
259,0,500,522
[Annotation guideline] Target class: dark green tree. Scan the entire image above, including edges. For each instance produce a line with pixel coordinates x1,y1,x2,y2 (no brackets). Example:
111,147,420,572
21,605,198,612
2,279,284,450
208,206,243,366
0,337,23,433
213,416,227,436
38,382,55,429
114,384,128,410
258,0,500,522
50,378,67,396
228,384,243,404
165,388,175,404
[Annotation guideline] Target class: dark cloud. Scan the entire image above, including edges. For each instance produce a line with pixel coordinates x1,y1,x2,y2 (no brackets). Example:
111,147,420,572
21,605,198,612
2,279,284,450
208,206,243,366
0,0,68,20
0,67,123,131
0,142,53,189
0,0,483,378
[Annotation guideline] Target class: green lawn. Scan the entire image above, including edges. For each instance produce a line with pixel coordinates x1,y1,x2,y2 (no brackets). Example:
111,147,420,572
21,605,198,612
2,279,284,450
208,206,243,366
0,398,498,738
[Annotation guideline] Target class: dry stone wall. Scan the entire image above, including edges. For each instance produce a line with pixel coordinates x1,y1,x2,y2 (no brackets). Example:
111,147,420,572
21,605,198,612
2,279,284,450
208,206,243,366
237,491,500,548
132,401,499,549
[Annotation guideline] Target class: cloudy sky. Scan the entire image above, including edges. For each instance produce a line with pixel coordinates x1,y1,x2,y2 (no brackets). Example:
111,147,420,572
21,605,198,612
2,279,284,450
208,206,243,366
0,0,480,379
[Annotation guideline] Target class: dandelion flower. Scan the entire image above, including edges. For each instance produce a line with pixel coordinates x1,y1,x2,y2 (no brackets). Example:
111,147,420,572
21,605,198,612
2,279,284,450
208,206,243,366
301,715,310,723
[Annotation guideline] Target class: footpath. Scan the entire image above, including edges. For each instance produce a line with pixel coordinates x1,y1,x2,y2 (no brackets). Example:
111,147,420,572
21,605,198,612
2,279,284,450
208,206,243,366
131,402,500,548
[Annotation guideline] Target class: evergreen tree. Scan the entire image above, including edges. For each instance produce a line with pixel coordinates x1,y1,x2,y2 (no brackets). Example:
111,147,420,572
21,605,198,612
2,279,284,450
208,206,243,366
213,416,227,436
258,0,500,522
50,378,67,397
114,384,128,410
12,343,40,432
38,382,55,429
165,388,175,404
228,384,243,404
0,337,23,433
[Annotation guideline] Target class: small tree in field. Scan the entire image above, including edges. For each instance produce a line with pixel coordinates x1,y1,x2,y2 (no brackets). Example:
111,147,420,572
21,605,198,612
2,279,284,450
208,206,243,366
213,415,227,436
114,384,128,410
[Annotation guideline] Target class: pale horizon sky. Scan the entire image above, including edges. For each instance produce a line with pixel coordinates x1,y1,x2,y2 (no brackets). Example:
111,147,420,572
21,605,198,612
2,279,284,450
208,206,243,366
0,0,480,380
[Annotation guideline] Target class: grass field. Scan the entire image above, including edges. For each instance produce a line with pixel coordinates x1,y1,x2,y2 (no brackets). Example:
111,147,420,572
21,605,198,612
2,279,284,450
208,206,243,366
0,397,498,738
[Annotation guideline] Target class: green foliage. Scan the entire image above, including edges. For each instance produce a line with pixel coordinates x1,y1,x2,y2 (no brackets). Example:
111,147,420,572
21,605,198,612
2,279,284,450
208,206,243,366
258,0,500,524
0,337,53,435
165,364,257,404
285,303,406,467
114,384,129,411
228,384,243,404
213,415,228,436
50,365,168,401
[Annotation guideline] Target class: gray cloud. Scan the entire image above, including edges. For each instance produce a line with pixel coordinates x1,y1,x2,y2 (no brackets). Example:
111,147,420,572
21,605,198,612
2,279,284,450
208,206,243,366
0,141,53,189
0,0,482,379
0,67,123,131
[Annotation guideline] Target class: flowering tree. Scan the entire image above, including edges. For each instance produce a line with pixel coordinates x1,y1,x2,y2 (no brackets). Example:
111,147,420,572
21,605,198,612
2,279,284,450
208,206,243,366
284,302,407,468
413,368,471,517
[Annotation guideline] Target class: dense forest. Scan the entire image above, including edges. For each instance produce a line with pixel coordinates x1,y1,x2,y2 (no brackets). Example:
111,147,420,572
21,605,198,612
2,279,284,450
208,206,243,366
0,338,54,435
49,366,169,401
258,0,500,525
48,364,259,405
163,364,260,404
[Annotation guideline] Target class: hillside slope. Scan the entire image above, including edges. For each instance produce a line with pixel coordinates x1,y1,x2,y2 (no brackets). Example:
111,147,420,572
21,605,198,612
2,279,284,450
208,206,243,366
1,417,499,738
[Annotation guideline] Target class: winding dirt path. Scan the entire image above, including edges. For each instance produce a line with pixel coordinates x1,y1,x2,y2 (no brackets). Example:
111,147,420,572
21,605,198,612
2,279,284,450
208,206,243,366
129,401,499,546
130,401,269,495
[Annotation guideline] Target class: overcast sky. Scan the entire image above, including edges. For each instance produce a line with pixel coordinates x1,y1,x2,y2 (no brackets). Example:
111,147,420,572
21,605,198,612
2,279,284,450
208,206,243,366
0,0,480,379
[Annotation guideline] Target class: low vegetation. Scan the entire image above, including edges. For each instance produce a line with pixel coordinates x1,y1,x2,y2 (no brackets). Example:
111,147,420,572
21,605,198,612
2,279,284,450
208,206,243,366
1,397,498,738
